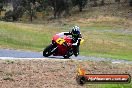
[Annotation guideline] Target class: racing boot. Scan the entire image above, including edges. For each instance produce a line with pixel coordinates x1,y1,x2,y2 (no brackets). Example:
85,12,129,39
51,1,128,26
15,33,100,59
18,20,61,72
72,45,79,57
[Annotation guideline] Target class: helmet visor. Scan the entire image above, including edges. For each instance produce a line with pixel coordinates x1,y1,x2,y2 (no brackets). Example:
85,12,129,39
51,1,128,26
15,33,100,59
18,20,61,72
72,31,80,36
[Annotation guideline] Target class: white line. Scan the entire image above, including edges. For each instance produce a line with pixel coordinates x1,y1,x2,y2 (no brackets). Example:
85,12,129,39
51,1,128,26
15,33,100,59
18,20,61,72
0,57,72,61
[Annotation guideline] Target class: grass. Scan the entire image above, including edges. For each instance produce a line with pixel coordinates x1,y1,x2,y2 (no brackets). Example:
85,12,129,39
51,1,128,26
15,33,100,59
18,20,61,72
4,60,15,64
0,22,56,51
93,83,132,88
87,83,132,88
3,76,14,81
80,28,132,60
0,16,132,61
3,72,14,81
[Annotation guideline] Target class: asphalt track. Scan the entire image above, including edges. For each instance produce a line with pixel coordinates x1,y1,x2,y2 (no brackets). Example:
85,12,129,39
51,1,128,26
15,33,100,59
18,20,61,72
0,49,132,64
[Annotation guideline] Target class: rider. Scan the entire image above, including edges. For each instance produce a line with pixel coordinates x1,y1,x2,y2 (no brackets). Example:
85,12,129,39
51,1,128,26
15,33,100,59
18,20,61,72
56,26,82,57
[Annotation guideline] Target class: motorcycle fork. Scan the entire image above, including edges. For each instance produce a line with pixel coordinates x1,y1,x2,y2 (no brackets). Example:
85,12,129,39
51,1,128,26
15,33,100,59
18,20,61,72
51,43,58,53
51,46,58,53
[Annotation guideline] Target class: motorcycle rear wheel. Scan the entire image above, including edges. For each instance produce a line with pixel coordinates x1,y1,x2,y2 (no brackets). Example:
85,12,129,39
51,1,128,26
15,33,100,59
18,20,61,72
43,44,56,57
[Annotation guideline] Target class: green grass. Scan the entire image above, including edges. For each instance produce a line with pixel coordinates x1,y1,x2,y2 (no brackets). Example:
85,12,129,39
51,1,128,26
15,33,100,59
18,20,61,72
80,29,132,60
0,22,56,51
88,83,132,88
0,16,132,61
87,81,132,88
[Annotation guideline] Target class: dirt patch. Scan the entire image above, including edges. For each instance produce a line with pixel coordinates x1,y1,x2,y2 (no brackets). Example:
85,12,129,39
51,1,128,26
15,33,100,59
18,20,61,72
0,59,132,88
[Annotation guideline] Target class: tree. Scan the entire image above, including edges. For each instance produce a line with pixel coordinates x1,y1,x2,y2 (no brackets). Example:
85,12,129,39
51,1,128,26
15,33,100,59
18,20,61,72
4,6,24,21
115,0,120,3
101,0,105,6
0,2,3,15
93,0,97,7
130,0,132,6
70,0,87,11
0,0,3,3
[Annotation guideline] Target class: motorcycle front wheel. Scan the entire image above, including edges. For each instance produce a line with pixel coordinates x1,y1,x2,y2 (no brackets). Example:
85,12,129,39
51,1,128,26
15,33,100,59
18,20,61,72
43,44,57,57
63,49,73,59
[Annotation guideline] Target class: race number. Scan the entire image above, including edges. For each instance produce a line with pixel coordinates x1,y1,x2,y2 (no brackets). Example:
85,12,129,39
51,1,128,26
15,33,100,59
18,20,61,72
56,38,65,45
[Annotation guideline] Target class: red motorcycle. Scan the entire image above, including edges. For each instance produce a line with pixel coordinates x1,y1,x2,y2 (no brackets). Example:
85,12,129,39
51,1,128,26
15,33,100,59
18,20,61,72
43,34,84,58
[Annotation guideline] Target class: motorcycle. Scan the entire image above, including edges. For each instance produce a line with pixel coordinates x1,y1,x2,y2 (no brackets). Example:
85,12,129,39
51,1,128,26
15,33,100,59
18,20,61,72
43,34,84,58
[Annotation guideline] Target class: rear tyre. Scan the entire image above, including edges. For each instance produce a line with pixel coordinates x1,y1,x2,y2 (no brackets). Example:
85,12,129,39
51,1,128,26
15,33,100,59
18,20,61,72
43,44,56,57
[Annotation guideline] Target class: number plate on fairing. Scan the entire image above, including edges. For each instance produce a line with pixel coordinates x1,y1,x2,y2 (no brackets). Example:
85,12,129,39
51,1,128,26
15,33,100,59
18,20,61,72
56,38,65,45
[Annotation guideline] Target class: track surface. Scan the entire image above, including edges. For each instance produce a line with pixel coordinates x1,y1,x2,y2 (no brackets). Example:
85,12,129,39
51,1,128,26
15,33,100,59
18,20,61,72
0,49,132,64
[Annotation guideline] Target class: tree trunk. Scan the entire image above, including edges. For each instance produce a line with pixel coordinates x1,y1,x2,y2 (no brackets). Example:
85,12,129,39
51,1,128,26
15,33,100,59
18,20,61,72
101,0,105,6
130,0,132,6
93,0,97,7
115,0,120,3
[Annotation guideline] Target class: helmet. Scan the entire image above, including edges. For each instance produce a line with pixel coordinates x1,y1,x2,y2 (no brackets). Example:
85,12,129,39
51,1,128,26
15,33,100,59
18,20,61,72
71,26,80,37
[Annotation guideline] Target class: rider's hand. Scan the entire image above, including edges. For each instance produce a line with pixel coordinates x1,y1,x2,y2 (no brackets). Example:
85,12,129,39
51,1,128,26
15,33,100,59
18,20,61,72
72,42,78,46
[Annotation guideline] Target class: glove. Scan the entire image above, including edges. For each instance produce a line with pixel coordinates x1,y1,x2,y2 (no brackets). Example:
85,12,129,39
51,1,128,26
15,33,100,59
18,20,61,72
72,42,78,46
72,40,78,46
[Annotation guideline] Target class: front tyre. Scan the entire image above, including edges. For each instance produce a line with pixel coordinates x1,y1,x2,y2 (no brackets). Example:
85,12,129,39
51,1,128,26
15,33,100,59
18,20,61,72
43,44,56,57
63,55,70,59
63,49,73,59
